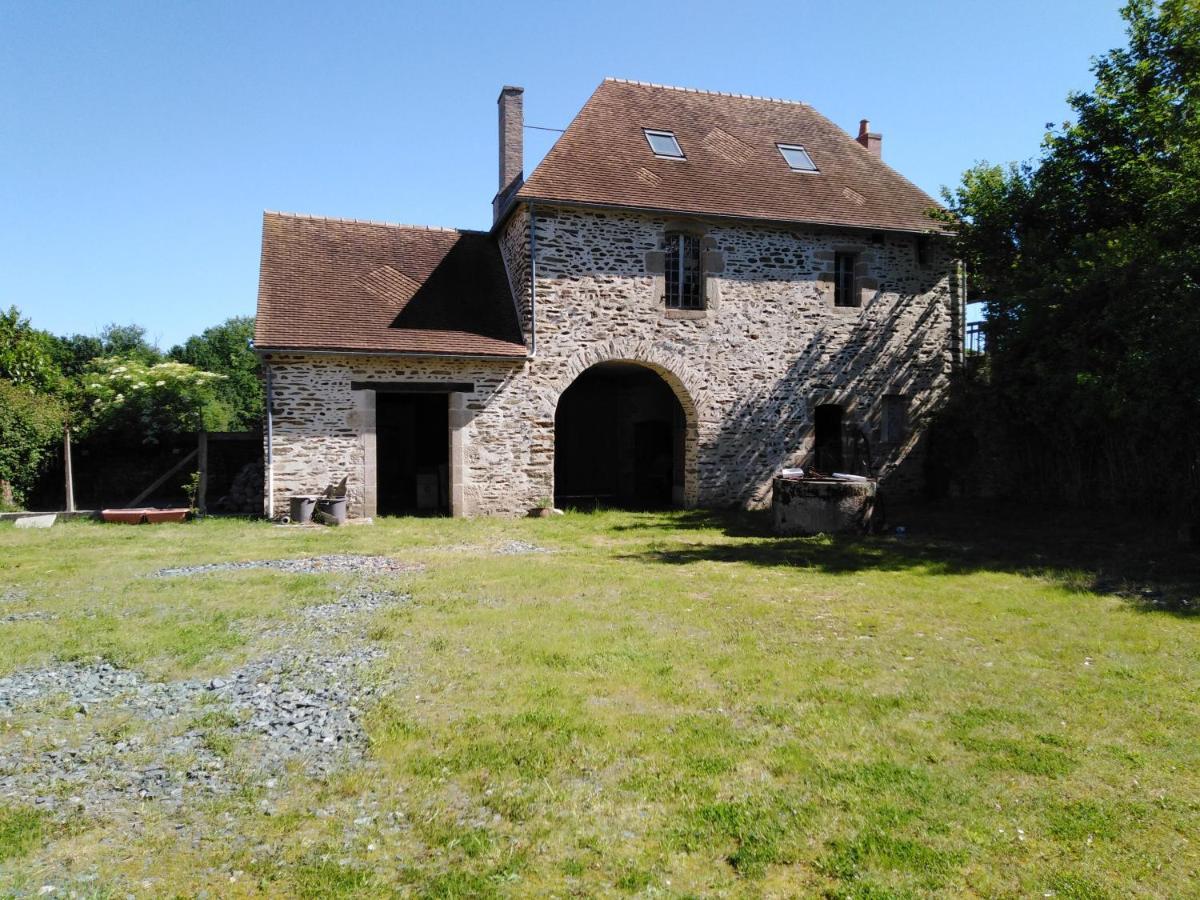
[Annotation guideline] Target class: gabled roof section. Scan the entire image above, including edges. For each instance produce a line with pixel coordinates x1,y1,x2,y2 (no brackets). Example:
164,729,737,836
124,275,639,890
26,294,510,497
517,78,945,234
255,212,526,359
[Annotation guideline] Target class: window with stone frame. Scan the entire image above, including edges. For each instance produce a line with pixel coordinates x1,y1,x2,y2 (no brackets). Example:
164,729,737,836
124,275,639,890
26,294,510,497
834,252,859,307
664,232,704,310
881,394,907,443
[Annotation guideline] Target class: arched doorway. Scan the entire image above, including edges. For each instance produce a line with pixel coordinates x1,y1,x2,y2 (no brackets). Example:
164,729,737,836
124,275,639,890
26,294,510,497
554,362,688,509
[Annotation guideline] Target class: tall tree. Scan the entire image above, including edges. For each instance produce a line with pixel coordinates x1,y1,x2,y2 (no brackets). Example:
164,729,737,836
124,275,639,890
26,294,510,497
169,316,262,431
942,0,1200,512
0,306,65,393
99,323,161,363
0,307,68,505
50,333,104,378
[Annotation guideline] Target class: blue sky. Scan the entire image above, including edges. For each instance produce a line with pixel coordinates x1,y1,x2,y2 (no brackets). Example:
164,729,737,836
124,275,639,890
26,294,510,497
2,0,1128,348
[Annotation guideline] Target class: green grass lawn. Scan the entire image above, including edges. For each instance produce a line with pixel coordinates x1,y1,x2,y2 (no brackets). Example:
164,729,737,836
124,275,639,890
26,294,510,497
1,507,1197,897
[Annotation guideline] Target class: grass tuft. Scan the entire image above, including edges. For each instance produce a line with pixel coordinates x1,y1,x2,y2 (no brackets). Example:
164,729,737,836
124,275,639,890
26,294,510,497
291,852,378,898
0,806,45,862
823,829,962,891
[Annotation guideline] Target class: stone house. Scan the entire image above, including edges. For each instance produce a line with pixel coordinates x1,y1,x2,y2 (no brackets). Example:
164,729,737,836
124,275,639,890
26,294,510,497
254,78,962,518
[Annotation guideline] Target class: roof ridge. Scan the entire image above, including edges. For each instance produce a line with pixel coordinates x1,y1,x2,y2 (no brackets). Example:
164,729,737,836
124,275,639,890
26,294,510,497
264,210,476,234
603,76,808,107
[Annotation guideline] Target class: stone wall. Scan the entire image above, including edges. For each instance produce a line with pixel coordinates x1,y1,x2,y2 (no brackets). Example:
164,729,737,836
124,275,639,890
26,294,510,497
498,204,531,342
521,205,960,506
265,204,960,517
265,354,531,518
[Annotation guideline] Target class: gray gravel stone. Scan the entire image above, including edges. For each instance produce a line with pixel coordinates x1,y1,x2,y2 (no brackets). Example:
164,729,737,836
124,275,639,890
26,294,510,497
153,554,423,578
1,611,58,623
495,540,551,555
0,587,57,623
0,583,411,820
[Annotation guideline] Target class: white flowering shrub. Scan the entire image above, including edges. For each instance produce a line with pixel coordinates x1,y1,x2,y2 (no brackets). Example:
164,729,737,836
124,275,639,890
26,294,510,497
79,357,229,441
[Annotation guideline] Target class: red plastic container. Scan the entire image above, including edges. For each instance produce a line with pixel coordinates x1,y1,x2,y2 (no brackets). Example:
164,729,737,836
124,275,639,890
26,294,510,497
144,508,189,524
101,508,151,524
100,508,190,524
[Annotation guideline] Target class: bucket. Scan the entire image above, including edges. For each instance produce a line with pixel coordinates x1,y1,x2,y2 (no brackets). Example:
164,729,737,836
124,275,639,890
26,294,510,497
289,495,317,524
316,496,347,525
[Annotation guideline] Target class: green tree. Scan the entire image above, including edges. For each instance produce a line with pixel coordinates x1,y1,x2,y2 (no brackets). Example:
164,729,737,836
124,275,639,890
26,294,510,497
0,306,65,393
169,316,262,430
942,0,1200,512
50,333,104,378
0,308,70,505
98,323,161,363
0,380,66,506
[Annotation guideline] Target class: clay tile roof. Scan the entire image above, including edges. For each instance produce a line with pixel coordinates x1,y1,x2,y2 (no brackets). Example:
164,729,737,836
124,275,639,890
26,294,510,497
254,212,526,358
518,78,945,234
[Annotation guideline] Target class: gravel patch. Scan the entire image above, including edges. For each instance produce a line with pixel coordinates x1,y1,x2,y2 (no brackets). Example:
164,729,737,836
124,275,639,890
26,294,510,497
0,664,219,814
205,647,384,767
153,554,423,578
1,711,226,813
0,587,58,623
495,540,551,555
1,611,58,623
0,585,410,820
295,585,410,629
0,662,165,711
217,587,409,768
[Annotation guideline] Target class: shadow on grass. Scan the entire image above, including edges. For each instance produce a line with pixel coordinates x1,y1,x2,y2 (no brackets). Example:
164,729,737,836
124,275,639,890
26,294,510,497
618,503,1200,617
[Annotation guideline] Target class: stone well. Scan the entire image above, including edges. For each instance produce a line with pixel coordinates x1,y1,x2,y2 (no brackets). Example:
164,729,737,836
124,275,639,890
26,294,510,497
772,476,877,535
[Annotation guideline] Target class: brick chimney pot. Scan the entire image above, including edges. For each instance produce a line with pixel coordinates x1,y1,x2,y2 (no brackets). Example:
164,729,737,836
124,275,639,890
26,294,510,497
498,86,524,194
856,118,882,158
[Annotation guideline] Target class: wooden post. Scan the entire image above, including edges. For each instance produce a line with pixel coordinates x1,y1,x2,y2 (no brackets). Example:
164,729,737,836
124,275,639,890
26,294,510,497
197,429,208,515
63,425,76,513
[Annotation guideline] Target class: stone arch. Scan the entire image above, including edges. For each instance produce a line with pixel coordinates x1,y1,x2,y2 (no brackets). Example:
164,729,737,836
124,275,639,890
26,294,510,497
550,340,702,508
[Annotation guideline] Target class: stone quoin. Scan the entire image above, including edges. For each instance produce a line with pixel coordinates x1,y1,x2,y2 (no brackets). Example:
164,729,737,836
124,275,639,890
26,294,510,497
255,78,962,518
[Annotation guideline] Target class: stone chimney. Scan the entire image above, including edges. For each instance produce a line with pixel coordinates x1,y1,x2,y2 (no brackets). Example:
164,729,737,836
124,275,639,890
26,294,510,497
497,85,524,196
856,119,882,158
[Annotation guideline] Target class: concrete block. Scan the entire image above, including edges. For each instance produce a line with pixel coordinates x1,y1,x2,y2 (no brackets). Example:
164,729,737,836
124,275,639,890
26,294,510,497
14,514,56,529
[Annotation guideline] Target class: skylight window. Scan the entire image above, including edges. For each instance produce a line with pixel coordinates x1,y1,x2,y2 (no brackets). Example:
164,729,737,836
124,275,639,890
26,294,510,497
778,144,818,172
644,129,685,159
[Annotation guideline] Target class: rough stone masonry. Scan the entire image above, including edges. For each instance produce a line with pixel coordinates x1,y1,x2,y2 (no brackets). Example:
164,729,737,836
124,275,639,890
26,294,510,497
265,204,959,517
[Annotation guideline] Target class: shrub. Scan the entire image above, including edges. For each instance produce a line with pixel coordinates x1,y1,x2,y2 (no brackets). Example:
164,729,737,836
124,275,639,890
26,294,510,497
78,357,227,442
0,380,66,506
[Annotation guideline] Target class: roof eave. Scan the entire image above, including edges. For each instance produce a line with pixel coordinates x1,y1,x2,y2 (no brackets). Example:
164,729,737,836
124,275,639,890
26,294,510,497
513,194,952,237
254,345,529,362
488,195,525,237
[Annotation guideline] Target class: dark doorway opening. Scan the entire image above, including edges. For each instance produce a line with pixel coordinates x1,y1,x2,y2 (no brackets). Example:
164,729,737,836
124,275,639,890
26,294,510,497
813,404,844,473
376,393,449,516
555,363,685,510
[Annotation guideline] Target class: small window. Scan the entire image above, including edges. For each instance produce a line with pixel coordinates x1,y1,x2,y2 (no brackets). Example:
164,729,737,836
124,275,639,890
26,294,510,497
664,232,703,310
778,143,818,172
916,234,931,266
882,395,907,443
644,129,685,159
834,252,858,307
814,404,844,473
